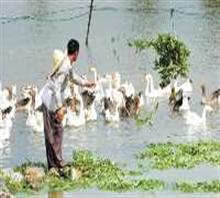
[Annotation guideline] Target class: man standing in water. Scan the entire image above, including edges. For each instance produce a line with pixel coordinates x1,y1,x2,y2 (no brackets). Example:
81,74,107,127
41,39,94,170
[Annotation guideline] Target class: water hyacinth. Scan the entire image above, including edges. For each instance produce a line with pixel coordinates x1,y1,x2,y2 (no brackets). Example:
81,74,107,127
137,141,220,169
1,148,219,194
175,180,220,193
0,150,165,194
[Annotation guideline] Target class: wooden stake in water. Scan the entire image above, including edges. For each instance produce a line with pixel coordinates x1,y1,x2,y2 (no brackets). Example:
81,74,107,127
170,8,175,35
85,0,94,46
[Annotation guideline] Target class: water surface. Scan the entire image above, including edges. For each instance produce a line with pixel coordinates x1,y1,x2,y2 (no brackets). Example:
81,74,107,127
0,0,220,197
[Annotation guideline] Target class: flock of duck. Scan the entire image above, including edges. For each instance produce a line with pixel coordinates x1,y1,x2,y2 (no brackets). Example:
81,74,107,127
0,67,220,148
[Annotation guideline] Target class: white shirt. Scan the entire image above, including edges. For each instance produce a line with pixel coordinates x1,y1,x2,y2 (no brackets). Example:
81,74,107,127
41,56,85,112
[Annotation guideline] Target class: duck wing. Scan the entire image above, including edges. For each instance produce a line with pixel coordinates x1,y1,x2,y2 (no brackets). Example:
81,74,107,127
2,106,13,119
211,88,220,99
16,97,30,108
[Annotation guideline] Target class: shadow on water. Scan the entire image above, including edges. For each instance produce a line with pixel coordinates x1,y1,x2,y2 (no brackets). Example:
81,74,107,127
48,191,63,198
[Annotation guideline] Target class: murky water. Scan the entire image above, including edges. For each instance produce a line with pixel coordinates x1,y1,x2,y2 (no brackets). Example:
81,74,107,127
0,0,220,197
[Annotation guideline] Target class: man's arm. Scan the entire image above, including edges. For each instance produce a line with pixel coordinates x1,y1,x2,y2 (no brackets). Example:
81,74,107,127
69,70,94,87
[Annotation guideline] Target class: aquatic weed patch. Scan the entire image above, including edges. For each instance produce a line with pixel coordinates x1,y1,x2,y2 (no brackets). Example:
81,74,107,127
0,150,165,194
137,141,220,169
175,180,220,193
70,150,165,192
0,169,31,195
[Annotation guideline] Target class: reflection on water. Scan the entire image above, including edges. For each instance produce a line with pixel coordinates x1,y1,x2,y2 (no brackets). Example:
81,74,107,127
0,0,220,196
48,191,63,198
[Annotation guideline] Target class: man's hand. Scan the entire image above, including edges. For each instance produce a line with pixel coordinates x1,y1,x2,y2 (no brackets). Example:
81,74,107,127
55,107,66,123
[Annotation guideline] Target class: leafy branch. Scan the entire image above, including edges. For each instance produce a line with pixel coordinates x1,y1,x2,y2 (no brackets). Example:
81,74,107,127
129,33,191,87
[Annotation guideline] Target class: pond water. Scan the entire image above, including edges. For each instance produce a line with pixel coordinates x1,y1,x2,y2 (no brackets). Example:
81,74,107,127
0,0,220,197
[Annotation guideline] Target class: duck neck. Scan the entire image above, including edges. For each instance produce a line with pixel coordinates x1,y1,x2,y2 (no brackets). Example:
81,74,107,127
93,70,97,84
202,107,207,122
145,76,150,94
148,75,153,92
201,86,206,97
27,106,34,116
0,111,3,122
108,78,112,93
74,85,79,96
182,97,189,109
114,75,121,89
78,96,84,117
174,79,178,90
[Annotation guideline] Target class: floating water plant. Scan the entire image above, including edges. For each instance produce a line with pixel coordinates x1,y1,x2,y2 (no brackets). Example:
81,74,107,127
137,141,220,169
175,180,220,193
129,33,190,87
0,150,165,194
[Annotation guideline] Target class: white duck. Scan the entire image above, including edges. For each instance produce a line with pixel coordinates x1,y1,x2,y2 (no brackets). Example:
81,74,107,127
0,109,12,140
81,89,97,122
84,102,97,122
0,86,16,120
66,92,85,127
201,85,220,108
9,85,17,119
105,108,120,122
183,105,213,127
144,74,164,98
103,97,120,122
120,80,135,98
26,107,43,132
0,86,15,131
102,76,121,122
179,96,191,112
138,92,145,107
105,74,124,109
89,67,105,104
111,72,121,89
24,86,44,132
174,78,193,94
17,86,35,111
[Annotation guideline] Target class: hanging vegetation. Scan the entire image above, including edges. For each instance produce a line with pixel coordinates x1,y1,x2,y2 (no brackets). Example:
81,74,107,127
129,33,191,87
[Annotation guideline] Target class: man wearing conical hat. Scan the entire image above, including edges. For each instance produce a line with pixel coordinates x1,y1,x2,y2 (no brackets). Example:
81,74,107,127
41,39,94,171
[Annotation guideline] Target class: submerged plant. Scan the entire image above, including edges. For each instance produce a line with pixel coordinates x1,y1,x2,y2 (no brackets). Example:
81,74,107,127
129,33,190,87
137,141,220,169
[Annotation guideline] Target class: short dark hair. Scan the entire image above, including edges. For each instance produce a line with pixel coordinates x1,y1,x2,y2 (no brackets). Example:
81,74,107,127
67,39,79,55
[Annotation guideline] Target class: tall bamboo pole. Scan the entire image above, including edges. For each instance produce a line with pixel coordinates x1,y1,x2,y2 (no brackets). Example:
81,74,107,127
85,0,94,46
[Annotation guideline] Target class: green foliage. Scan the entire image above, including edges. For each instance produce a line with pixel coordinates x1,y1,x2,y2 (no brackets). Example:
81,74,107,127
46,177,78,191
1,148,220,194
128,38,150,53
4,178,25,194
0,175,31,195
14,161,47,174
137,141,220,169
129,33,190,87
175,180,220,193
71,150,165,192
1,150,165,194
134,179,165,191
71,150,126,191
